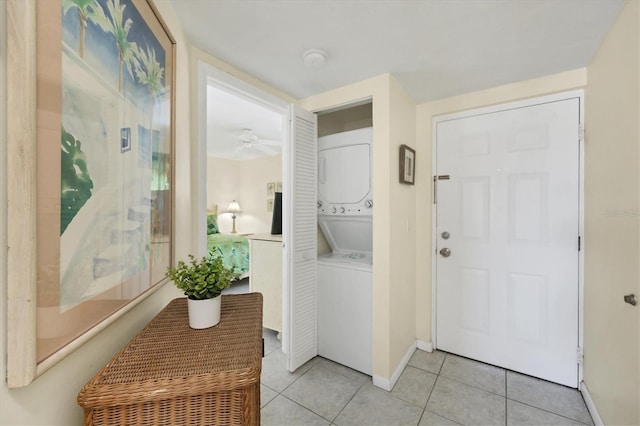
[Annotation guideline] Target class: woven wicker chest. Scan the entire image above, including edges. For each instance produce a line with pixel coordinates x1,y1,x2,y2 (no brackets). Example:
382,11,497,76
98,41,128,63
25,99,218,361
77,293,263,426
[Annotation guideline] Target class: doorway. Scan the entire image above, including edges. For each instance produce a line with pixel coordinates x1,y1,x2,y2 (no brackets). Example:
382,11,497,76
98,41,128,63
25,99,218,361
433,91,584,387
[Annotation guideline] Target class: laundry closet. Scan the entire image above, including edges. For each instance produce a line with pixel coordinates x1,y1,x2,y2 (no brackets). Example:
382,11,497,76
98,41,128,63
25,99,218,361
316,103,373,375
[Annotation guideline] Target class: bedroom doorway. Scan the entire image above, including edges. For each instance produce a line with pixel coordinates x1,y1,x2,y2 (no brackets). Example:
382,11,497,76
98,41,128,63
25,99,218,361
197,62,320,372
197,61,289,342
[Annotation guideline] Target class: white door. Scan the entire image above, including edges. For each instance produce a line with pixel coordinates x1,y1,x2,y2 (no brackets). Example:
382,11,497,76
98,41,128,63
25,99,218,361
435,95,581,387
283,105,318,372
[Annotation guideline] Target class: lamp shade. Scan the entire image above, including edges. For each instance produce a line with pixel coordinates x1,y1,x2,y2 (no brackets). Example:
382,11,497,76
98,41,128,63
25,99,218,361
227,200,241,213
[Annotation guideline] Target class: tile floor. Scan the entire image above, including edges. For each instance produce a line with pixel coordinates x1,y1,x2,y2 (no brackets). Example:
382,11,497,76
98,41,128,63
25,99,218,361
223,282,593,426
259,329,593,426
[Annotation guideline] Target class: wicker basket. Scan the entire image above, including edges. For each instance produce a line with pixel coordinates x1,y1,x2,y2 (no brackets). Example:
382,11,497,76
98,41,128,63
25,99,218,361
77,294,263,425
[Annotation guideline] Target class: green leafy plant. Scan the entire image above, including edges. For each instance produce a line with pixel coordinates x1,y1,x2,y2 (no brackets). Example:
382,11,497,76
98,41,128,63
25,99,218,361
166,255,234,300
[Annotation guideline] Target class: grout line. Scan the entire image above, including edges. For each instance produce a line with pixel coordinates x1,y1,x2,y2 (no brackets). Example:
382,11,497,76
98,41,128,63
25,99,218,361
506,398,592,425
505,366,508,426
330,381,366,423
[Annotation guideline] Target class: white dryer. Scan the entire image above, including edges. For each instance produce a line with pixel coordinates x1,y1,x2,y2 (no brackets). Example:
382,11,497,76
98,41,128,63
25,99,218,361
317,127,373,375
318,127,373,216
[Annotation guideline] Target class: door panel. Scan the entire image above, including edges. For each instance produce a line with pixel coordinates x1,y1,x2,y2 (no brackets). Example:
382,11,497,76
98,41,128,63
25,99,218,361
435,97,580,387
285,105,318,372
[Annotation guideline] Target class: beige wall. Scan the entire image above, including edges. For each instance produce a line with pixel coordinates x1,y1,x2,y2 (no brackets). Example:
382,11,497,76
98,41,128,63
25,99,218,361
0,1,186,423
388,76,417,370
414,69,587,344
299,74,417,382
584,1,640,424
207,155,282,234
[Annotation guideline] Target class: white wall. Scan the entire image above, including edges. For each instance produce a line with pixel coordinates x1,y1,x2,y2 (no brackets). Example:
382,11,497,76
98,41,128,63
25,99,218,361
0,1,187,423
583,1,640,424
207,155,282,234
414,69,587,345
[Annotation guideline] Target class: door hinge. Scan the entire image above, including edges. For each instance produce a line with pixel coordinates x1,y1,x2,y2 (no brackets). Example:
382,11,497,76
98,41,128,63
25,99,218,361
578,236,581,251
578,124,585,142
577,347,584,365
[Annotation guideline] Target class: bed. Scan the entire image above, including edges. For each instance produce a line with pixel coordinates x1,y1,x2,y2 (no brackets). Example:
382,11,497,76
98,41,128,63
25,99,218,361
207,207,250,278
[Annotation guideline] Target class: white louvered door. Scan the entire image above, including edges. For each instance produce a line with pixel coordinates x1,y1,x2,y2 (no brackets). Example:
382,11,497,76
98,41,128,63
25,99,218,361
284,105,317,372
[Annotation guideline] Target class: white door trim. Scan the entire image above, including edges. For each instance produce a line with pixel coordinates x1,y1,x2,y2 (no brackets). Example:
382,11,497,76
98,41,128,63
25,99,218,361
430,90,585,384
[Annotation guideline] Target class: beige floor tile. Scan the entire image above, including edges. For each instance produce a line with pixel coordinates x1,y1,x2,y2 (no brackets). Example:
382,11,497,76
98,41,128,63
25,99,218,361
282,362,362,421
261,395,330,426
391,365,438,408
507,371,593,425
426,376,506,425
334,383,423,426
408,349,446,375
507,399,589,425
440,353,506,396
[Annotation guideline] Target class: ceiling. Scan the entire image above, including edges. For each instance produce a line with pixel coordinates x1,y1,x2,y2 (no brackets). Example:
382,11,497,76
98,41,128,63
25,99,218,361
206,86,283,160
182,0,624,159
171,0,623,103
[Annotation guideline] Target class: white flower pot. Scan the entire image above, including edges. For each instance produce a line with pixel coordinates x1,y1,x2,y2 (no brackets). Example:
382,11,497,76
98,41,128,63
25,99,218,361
187,296,221,329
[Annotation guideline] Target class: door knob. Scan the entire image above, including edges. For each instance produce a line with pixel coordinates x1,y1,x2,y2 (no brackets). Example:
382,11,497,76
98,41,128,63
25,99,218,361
439,247,451,257
441,231,450,240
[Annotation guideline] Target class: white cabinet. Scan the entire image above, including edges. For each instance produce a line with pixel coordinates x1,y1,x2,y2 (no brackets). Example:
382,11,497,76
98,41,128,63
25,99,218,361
248,234,282,333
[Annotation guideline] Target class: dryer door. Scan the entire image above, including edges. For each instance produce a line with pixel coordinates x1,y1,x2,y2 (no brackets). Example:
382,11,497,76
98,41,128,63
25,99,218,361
319,143,371,204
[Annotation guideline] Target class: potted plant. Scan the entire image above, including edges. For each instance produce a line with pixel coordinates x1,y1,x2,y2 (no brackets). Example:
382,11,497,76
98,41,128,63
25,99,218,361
166,254,235,329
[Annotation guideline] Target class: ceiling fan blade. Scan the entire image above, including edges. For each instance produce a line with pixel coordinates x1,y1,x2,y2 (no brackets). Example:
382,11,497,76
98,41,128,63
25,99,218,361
255,144,278,156
260,139,282,146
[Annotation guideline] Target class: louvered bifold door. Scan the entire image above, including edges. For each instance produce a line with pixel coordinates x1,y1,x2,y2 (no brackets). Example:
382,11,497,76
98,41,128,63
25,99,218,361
286,105,318,372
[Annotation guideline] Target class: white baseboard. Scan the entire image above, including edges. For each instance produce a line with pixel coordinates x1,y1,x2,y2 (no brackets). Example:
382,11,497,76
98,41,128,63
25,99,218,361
372,341,418,391
580,381,603,426
417,340,433,353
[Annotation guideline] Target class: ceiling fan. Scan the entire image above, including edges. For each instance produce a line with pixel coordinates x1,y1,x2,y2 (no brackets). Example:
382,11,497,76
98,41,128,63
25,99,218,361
234,128,280,157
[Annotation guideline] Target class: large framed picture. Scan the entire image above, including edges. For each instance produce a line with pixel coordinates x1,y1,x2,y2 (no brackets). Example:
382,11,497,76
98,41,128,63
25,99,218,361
6,0,175,386
399,144,416,185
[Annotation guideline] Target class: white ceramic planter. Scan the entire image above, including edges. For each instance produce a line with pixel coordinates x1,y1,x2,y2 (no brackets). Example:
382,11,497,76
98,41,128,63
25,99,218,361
187,296,221,329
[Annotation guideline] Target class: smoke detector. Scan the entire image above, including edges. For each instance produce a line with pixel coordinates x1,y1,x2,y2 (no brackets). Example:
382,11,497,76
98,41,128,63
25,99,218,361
303,49,327,68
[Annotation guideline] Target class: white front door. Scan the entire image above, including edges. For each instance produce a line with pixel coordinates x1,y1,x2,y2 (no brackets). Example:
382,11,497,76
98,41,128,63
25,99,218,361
435,94,582,387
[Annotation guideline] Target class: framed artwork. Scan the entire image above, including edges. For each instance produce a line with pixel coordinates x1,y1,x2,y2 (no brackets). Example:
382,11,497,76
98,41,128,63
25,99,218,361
399,144,416,185
267,182,275,196
6,0,175,387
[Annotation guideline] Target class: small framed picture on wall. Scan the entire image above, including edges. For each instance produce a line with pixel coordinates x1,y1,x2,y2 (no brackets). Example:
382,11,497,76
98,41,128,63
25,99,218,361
399,144,415,185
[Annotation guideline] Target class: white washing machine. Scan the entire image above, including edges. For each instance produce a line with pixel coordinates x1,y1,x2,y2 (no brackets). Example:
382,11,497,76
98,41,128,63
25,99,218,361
317,127,373,375
317,216,372,375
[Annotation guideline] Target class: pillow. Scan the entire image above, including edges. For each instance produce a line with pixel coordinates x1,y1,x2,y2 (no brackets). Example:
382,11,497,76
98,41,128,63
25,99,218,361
207,213,219,235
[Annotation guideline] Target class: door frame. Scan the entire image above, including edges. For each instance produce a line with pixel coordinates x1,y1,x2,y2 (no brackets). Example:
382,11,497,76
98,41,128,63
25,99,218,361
430,90,585,386
195,61,293,353
195,60,289,255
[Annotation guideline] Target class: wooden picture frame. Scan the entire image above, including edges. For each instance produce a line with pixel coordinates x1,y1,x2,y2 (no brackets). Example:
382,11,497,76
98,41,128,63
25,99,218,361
399,144,416,185
6,0,175,387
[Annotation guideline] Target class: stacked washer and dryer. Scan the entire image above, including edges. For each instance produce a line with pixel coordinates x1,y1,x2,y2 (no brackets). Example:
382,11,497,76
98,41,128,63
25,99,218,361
317,127,373,375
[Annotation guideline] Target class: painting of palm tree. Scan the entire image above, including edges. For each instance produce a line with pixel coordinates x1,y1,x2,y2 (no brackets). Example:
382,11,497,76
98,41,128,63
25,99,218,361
61,0,100,58
56,0,173,316
92,0,139,92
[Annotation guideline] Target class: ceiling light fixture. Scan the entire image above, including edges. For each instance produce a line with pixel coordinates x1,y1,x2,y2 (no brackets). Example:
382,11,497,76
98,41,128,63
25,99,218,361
303,49,327,68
